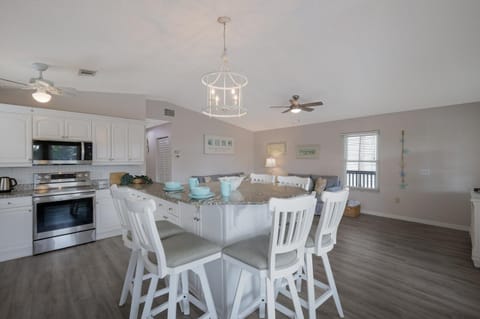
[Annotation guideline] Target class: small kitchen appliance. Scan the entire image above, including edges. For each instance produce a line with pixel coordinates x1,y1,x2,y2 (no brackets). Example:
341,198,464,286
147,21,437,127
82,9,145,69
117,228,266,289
0,176,17,192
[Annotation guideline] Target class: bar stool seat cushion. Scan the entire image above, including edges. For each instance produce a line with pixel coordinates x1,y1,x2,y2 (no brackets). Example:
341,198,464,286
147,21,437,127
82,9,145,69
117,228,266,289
305,234,333,249
158,233,221,268
224,235,298,270
155,220,185,239
127,220,184,241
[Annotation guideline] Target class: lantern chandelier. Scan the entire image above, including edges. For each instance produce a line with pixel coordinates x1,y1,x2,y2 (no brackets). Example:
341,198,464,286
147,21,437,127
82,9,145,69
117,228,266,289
201,16,248,118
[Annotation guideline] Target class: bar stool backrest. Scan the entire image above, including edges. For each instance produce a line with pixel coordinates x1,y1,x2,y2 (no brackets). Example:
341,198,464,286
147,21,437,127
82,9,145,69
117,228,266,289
110,184,134,248
250,173,275,184
277,176,311,191
314,189,349,255
268,193,317,277
125,198,168,278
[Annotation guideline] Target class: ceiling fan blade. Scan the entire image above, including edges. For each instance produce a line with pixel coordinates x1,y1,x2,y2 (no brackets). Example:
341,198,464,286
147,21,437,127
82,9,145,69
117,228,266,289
301,107,315,112
281,109,291,114
47,86,62,95
299,101,323,107
270,105,289,108
0,77,30,88
58,87,78,97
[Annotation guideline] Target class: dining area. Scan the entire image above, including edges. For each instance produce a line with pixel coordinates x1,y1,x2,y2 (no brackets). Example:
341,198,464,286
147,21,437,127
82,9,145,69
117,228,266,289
112,174,350,319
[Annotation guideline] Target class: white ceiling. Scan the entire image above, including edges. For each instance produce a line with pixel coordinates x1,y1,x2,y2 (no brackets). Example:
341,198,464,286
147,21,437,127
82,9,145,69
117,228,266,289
1,0,479,131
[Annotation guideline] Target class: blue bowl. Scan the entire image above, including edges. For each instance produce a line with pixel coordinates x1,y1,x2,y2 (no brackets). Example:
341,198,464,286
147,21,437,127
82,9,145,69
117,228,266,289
165,181,181,189
191,186,210,196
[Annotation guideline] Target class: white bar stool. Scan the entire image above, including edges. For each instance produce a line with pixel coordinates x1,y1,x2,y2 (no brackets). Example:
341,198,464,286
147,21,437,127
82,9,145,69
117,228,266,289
277,176,311,191
250,173,276,184
125,197,222,319
224,193,317,319
110,185,185,319
285,189,349,319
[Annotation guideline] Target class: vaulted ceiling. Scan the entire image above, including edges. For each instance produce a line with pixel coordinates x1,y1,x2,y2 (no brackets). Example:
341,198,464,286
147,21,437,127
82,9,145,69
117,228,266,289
1,0,479,131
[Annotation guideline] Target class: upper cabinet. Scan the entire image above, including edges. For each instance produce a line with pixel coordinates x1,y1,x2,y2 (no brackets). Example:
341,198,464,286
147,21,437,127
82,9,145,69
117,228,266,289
92,119,144,165
128,122,146,163
33,115,91,141
0,104,145,167
0,106,32,167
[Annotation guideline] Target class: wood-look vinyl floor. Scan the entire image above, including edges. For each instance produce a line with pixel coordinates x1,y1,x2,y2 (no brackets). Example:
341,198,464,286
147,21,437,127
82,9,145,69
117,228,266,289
0,214,479,319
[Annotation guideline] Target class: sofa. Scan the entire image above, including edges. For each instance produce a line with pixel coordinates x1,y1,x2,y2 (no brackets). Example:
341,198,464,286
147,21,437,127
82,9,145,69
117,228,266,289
191,172,245,183
288,173,342,215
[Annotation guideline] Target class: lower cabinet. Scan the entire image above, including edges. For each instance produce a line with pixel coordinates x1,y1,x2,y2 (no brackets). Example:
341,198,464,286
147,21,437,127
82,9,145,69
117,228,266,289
0,197,33,262
96,190,122,240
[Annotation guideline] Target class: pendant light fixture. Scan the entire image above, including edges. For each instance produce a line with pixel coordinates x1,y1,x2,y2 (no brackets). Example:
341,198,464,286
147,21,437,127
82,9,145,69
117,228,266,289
201,17,248,118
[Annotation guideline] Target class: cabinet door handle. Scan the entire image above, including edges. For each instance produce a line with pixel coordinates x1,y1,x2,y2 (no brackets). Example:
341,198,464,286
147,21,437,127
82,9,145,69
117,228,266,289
163,215,169,220
28,209,32,212
168,207,173,211
7,202,12,205
158,203,163,207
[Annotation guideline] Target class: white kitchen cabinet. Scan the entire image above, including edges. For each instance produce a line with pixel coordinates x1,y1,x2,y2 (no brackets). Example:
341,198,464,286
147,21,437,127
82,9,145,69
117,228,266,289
96,189,122,240
33,115,91,141
0,197,33,262
0,110,32,167
111,123,129,162
93,120,143,165
128,123,145,163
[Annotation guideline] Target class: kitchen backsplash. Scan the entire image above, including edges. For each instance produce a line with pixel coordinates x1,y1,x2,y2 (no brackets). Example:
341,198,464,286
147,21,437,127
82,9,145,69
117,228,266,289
0,165,145,185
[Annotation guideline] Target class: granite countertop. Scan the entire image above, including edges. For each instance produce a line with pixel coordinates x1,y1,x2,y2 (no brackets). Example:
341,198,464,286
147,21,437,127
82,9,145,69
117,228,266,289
127,181,308,206
0,185,34,199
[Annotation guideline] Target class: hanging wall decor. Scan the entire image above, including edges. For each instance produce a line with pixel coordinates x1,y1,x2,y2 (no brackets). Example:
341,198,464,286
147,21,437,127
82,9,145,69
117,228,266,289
204,134,234,154
400,130,408,189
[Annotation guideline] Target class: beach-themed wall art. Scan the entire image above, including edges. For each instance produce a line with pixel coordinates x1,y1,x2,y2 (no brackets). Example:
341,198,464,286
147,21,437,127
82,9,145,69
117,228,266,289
204,135,234,154
267,142,286,157
296,144,320,159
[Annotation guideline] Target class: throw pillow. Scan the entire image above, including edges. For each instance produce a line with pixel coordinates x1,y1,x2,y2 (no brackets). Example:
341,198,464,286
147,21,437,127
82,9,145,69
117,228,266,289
314,177,328,194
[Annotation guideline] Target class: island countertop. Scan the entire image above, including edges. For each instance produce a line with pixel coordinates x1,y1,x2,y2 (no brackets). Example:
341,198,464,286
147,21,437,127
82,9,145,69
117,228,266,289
127,181,308,205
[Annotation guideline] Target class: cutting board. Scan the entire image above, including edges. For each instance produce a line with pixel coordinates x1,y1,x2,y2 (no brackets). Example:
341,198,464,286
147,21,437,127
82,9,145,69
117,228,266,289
110,172,127,185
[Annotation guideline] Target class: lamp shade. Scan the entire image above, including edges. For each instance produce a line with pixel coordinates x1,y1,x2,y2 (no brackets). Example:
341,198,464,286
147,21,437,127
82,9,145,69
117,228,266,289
265,157,276,168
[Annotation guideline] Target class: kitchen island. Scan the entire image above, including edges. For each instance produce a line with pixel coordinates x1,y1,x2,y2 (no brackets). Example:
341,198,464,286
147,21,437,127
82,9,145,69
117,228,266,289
127,181,308,318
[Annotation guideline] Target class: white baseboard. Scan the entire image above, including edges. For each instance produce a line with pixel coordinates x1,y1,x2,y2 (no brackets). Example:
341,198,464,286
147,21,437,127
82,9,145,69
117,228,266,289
96,228,122,240
0,245,32,263
361,210,469,231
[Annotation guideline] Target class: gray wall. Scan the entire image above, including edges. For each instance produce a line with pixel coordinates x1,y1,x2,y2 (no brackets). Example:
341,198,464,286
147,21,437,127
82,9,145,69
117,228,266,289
146,100,255,183
254,102,480,228
0,88,146,120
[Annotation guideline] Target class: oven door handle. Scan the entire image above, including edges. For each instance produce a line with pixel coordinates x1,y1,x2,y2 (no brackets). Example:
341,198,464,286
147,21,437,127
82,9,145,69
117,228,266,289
33,192,96,203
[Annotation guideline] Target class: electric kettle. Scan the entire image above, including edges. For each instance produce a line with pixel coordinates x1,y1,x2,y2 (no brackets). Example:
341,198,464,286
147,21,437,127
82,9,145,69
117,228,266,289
0,177,17,192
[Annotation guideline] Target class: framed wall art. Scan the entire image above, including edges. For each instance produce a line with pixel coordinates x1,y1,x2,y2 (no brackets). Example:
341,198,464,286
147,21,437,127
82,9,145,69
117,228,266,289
204,135,234,154
267,142,286,157
296,144,320,159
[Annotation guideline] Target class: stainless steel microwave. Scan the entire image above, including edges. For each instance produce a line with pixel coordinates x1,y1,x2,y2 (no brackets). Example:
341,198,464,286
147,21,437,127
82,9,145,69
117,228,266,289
33,140,93,165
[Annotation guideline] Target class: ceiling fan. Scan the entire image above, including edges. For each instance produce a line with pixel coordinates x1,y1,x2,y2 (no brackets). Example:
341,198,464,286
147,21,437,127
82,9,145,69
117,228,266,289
0,62,76,103
270,95,323,114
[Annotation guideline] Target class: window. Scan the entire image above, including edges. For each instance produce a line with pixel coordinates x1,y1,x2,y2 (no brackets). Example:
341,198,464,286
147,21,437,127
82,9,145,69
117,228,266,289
344,131,378,190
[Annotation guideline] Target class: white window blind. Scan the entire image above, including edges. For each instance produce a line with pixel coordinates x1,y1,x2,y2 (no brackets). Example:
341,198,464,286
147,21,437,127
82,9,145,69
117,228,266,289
156,137,171,183
344,131,378,190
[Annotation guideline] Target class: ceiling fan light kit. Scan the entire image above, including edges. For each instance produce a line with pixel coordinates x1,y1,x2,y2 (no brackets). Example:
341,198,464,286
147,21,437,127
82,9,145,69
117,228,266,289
270,95,324,114
32,88,52,103
201,16,248,118
0,62,77,105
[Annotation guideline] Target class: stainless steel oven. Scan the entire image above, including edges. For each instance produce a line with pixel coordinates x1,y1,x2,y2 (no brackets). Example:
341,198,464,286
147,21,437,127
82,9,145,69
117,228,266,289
33,140,93,165
33,172,96,255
